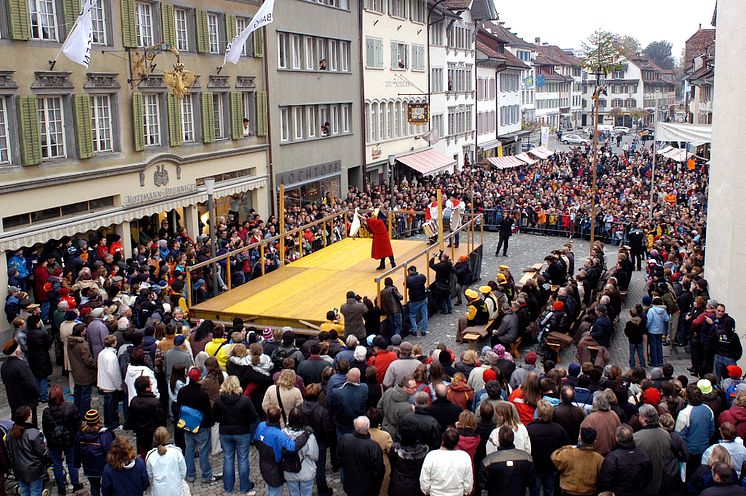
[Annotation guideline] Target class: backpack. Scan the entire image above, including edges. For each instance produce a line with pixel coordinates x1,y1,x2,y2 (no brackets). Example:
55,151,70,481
271,347,298,373
727,380,744,407
47,407,74,447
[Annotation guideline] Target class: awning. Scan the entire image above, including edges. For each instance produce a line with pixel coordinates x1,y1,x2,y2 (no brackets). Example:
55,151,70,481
661,148,695,162
655,122,712,146
528,147,550,159
0,175,268,251
535,146,555,156
396,148,456,177
515,152,537,165
485,156,524,169
656,145,674,155
478,138,502,151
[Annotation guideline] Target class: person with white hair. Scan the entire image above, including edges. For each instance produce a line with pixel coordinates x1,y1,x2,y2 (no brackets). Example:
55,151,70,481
579,391,621,456
337,416,385,496
383,342,420,388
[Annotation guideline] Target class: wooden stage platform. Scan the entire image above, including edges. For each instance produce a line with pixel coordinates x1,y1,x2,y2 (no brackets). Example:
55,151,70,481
190,237,480,329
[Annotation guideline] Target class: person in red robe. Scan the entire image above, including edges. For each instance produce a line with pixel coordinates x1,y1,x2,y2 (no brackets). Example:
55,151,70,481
365,209,396,270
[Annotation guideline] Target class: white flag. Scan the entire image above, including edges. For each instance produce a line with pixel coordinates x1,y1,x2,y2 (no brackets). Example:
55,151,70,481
62,0,97,68
223,0,275,66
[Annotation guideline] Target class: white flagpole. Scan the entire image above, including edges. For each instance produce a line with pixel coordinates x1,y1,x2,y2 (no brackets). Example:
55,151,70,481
49,16,81,70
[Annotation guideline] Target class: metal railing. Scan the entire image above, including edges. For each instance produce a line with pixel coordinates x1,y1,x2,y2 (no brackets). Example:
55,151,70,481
373,213,484,305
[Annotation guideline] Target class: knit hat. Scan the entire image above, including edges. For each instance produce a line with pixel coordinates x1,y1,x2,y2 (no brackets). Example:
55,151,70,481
2,339,18,356
391,334,402,346
174,335,187,346
80,307,92,317
479,286,492,294
642,387,662,405
552,301,565,311
697,378,713,395
482,351,498,366
84,409,100,426
492,344,507,358
483,369,497,382
188,367,202,383
262,328,273,341
464,288,479,300
728,365,743,379
642,295,652,306
525,351,538,365
458,255,469,263
568,363,581,377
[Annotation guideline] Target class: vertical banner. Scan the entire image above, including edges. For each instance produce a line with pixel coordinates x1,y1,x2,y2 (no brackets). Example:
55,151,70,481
540,126,549,148
497,145,503,157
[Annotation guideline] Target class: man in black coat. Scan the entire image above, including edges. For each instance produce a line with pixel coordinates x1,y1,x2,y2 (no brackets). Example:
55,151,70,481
1,339,39,426
406,266,429,337
479,425,535,496
126,375,167,458
553,386,585,445
527,400,568,495
337,415,385,496
429,253,453,315
598,424,652,496
429,383,463,432
590,304,613,347
398,392,442,451
495,216,514,257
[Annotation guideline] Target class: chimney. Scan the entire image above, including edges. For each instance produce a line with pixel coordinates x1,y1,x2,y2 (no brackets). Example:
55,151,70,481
535,37,540,45
699,23,702,29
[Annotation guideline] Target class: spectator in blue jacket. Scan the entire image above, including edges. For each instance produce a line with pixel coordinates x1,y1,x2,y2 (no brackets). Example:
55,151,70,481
646,297,670,367
101,437,149,496
255,406,311,496
327,368,369,438
590,304,613,347
676,383,716,480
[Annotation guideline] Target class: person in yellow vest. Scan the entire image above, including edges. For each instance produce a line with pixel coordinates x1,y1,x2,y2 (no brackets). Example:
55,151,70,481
204,325,230,370
320,310,345,334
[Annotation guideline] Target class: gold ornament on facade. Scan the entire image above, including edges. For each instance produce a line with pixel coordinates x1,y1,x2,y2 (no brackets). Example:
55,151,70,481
128,43,196,99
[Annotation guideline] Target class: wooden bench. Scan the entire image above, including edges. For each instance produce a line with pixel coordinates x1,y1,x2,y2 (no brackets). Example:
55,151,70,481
462,319,495,350
509,336,523,359
515,263,545,290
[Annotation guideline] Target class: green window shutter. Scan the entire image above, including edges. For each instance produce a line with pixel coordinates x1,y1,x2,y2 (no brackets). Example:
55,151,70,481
252,29,264,58
256,90,267,137
120,0,137,48
132,92,145,151
73,95,94,159
62,0,80,35
230,92,242,140
201,92,215,143
167,94,182,146
17,96,41,166
195,9,208,53
7,0,30,40
225,14,236,45
161,3,176,47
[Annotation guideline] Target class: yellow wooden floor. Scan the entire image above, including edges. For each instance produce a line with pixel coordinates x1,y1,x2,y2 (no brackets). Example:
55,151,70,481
190,237,479,328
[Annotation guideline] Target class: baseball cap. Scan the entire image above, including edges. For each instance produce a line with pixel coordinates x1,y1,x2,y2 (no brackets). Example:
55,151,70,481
697,378,713,395
525,351,538,364
174,335,187,346
728,365,743,379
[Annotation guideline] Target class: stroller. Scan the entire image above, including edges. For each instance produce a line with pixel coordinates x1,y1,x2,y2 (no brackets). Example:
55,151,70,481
0,419,19,496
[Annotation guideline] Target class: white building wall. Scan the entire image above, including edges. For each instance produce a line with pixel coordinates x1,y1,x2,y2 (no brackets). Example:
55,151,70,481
475,63,498,152
705,0,746,369
497,69,522,136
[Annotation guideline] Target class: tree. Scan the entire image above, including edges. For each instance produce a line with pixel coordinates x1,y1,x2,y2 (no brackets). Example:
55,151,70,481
581,29,625,81
615,34,641,57
644,40,675,69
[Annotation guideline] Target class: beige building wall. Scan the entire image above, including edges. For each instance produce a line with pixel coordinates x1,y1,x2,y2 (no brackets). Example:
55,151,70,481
704,0,746,364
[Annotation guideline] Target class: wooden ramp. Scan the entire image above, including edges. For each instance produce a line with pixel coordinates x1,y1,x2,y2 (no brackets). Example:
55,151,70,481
190,237,479,328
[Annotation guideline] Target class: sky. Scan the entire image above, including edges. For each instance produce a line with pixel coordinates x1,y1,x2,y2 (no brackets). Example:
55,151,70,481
493,0,716,62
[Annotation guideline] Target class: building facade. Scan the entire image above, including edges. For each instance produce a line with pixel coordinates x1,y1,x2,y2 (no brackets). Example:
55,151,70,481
265,0,362,205
684,26,716,125
0,0,270,334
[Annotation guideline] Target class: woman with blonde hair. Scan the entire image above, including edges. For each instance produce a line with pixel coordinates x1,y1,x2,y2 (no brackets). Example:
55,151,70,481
145,427,187,496
101,437,150,496
262,368,304,426
486,401,531,455
688,444,738,494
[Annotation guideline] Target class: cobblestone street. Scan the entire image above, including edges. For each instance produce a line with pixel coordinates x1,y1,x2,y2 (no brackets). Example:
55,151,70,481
0,232,694,495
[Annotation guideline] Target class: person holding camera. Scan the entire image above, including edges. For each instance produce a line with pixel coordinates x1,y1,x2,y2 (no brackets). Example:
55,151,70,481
341,291,368,341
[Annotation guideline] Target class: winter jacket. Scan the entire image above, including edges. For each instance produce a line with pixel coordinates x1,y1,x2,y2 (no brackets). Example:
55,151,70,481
429,397,463,432
700,482,746,496
509,364,536,391
101,457,150,496
720,405,746,440
380,285,404,316
86,319,109,361
6,423,49,483
97,347,123,392
337,431,385,496
646,305,670,335
676,403,716,454
67,335,97,386
389,443,428,496
580,410,621,456
145,445,187,496
378,385,414,438
126,392,167,447
124,364,159,404
447,382,475,411
262,385,304,426
296,356,328,385
486,423,531,456
590,315,613,347
176,382,213,428
420,448,473,496
597,440,653,496
163,347,193,384
551,445,604,496
75,428,116,477
553,401,586,445
453,261,473,285
1,356,39,414
383,357,421,389
327,382,369,431
213,393,257,435
254,420,309,488
42,401,79,450
298,400,335,446
341,297,368,341
633,425,674,495
26,326,53,378
494,313,519,345
398,408,441,451
368,350,398,384
282,428,318,482
624,316,645,344
526,420,567,474
406,273,427,303
479,446,536,496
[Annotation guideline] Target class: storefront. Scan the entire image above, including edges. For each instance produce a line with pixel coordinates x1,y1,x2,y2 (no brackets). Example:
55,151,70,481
276,160,343,207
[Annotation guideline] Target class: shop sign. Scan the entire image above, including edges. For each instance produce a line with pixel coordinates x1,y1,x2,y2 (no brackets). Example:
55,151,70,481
407,103,429,125
123,184,197,207
371,145,382,160
277,160,342,187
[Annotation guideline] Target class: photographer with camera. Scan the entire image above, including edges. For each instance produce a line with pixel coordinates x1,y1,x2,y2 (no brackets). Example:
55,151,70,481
341,291,368,341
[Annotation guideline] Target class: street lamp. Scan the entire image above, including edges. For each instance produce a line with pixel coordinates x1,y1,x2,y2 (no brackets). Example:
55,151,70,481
388,154,396,211
204,177,219,295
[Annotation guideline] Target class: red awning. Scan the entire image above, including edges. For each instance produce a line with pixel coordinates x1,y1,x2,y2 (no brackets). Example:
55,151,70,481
515,152,537,165
396,148,456,176
486,156,524,169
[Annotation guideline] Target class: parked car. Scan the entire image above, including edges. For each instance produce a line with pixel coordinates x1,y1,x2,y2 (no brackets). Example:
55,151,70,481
521,142,537,152
561,134,589,145
639,128,654,141
613,126,630,135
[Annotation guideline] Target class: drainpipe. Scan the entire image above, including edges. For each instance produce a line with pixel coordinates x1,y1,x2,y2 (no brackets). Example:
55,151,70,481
358,0,367,191
262,26,276,216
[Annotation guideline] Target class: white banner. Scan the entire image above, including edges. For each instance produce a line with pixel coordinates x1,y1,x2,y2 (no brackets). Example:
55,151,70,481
62,0,97,68
540,126,549,148
223,0,275,66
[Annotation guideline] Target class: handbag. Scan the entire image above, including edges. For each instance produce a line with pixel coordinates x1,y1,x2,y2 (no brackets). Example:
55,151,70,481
275,387,302,473
177,405,204,433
